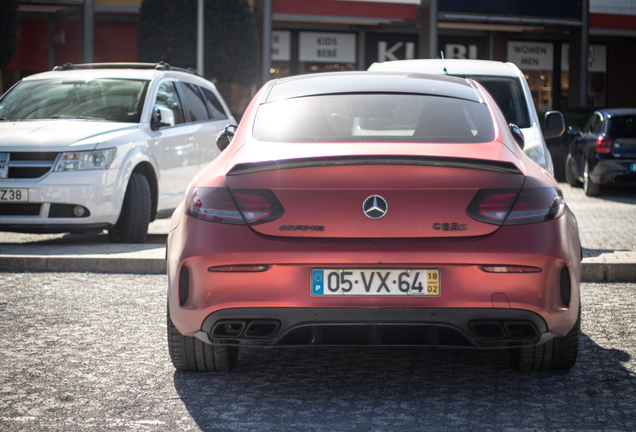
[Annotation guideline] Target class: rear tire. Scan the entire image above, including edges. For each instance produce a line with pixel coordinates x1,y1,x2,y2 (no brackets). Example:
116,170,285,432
565,154,580,186
509,306,580,372
583,160,600,196
167,305,238,372
108,173,151,243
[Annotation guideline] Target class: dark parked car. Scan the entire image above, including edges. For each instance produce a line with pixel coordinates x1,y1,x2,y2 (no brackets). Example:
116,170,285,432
565,108,636,196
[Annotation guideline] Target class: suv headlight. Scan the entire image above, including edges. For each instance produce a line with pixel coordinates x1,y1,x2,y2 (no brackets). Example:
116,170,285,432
54,148,117,172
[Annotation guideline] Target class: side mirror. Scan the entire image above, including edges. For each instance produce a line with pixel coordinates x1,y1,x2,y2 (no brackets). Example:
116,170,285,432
509,123,525,150
216,124,237,151
567,126,580,136
542,111,565,139
151,106,175,130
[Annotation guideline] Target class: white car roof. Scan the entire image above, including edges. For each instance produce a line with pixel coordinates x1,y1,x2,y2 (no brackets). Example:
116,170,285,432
368,59,522,78
22,67,207,84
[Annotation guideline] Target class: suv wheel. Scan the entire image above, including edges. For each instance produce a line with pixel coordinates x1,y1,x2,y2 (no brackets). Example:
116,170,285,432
167,305,239,372
565,154,580,186
583,160,600,196
108,173,151,243
509,306,580,371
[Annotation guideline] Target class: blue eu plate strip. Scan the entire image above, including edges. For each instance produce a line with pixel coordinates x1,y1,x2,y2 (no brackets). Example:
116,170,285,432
312,270,324,295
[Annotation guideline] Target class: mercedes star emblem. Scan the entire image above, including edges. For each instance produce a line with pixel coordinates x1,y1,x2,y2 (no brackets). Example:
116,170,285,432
363,195,388,219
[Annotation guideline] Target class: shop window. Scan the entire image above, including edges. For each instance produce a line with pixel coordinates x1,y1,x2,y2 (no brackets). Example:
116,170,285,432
270,61,292,79
301,62,355,74
560,44,607,108
524,71,553,112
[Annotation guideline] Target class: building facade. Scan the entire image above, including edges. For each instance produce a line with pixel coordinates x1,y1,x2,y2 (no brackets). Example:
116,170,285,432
4,0,636,113
262,0,636,111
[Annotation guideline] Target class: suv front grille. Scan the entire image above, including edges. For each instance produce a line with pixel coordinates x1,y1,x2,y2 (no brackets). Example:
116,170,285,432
9,167,52,178
1,152,59,179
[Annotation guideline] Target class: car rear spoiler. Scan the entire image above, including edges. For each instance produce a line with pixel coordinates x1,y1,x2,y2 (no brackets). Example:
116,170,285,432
227,155,523,176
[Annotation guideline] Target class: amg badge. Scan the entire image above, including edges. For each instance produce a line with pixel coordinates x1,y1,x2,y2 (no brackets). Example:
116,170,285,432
433,223,467,231
279,225,325,231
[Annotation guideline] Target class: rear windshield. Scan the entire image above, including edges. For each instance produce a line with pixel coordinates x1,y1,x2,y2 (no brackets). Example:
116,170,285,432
607,115,636,138
0,78,148,123
253,94,495,143
458,76,531,128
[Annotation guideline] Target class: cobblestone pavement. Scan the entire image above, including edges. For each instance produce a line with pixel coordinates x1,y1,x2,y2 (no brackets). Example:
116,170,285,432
1,273,635,431
561,183,636,251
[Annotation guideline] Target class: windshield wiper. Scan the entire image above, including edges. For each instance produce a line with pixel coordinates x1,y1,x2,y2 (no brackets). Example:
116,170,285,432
50,115,105,120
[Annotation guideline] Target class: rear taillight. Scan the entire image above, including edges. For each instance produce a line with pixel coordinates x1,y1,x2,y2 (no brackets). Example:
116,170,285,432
595,136,613,154
465,189,517,224
185,188,283,225
467,188,565,225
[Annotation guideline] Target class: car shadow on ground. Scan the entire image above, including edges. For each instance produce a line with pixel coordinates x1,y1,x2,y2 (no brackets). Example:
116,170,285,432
582,248,634,258
173,333,635,431
569,183,636,204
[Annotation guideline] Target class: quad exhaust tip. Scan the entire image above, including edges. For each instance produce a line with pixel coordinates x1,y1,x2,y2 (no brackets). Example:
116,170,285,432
211,319,281,339
468,320,538,341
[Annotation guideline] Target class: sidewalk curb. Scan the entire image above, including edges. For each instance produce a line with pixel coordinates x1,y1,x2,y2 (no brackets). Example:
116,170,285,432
0,256,166,274
580,262,636,282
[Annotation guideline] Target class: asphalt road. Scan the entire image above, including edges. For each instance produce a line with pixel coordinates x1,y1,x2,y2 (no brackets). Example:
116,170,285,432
1,272,635,432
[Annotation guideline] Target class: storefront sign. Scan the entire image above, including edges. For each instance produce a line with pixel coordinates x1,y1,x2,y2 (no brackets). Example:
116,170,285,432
507,41,553,70
561,44,607,73
336,0,419,3
271,31,291,61
439,0,578,18
438,36,488,60
366,33,418,67
299,32,356,63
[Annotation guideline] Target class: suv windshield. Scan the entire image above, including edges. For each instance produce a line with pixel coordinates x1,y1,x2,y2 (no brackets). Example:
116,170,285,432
253,93,495,143
607,115,636,137
457,76,530,128
0,78,149,123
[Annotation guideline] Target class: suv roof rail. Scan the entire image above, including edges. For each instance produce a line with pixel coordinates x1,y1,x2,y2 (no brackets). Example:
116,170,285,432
52,62,199,76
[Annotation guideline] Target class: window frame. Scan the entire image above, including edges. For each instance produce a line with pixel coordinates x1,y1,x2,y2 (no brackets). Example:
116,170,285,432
199,85,229,121
176,81,212,124
153,79,186,126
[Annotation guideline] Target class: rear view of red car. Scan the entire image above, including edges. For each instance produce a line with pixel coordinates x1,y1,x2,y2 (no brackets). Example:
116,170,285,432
166,72,581,372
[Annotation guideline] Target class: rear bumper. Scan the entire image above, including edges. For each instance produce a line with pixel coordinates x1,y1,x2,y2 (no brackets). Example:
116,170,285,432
167,207,581,343
197,307,552,348
591,158,636,184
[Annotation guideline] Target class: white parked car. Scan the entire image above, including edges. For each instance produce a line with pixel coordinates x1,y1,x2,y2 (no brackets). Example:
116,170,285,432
0,63,235,243
368,59,564,177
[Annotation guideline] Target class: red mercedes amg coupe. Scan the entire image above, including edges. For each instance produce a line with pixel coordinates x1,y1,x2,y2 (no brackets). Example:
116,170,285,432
166,72,581,372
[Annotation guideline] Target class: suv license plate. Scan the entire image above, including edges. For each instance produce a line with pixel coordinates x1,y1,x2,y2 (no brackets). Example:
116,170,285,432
0,188,28,202
311,269,440,296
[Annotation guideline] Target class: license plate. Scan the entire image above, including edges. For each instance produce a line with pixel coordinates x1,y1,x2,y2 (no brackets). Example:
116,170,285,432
0,188,28,202
311,269,440,296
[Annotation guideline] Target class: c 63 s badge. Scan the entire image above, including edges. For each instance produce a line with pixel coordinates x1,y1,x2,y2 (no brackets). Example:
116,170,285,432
280,225,325,231
433,223,467,231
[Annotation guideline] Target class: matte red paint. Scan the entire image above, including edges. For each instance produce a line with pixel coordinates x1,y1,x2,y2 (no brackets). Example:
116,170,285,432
167,73,581,347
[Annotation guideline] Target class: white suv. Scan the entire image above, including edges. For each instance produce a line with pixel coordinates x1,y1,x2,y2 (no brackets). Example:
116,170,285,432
0,63,235,242
368,59,564,177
